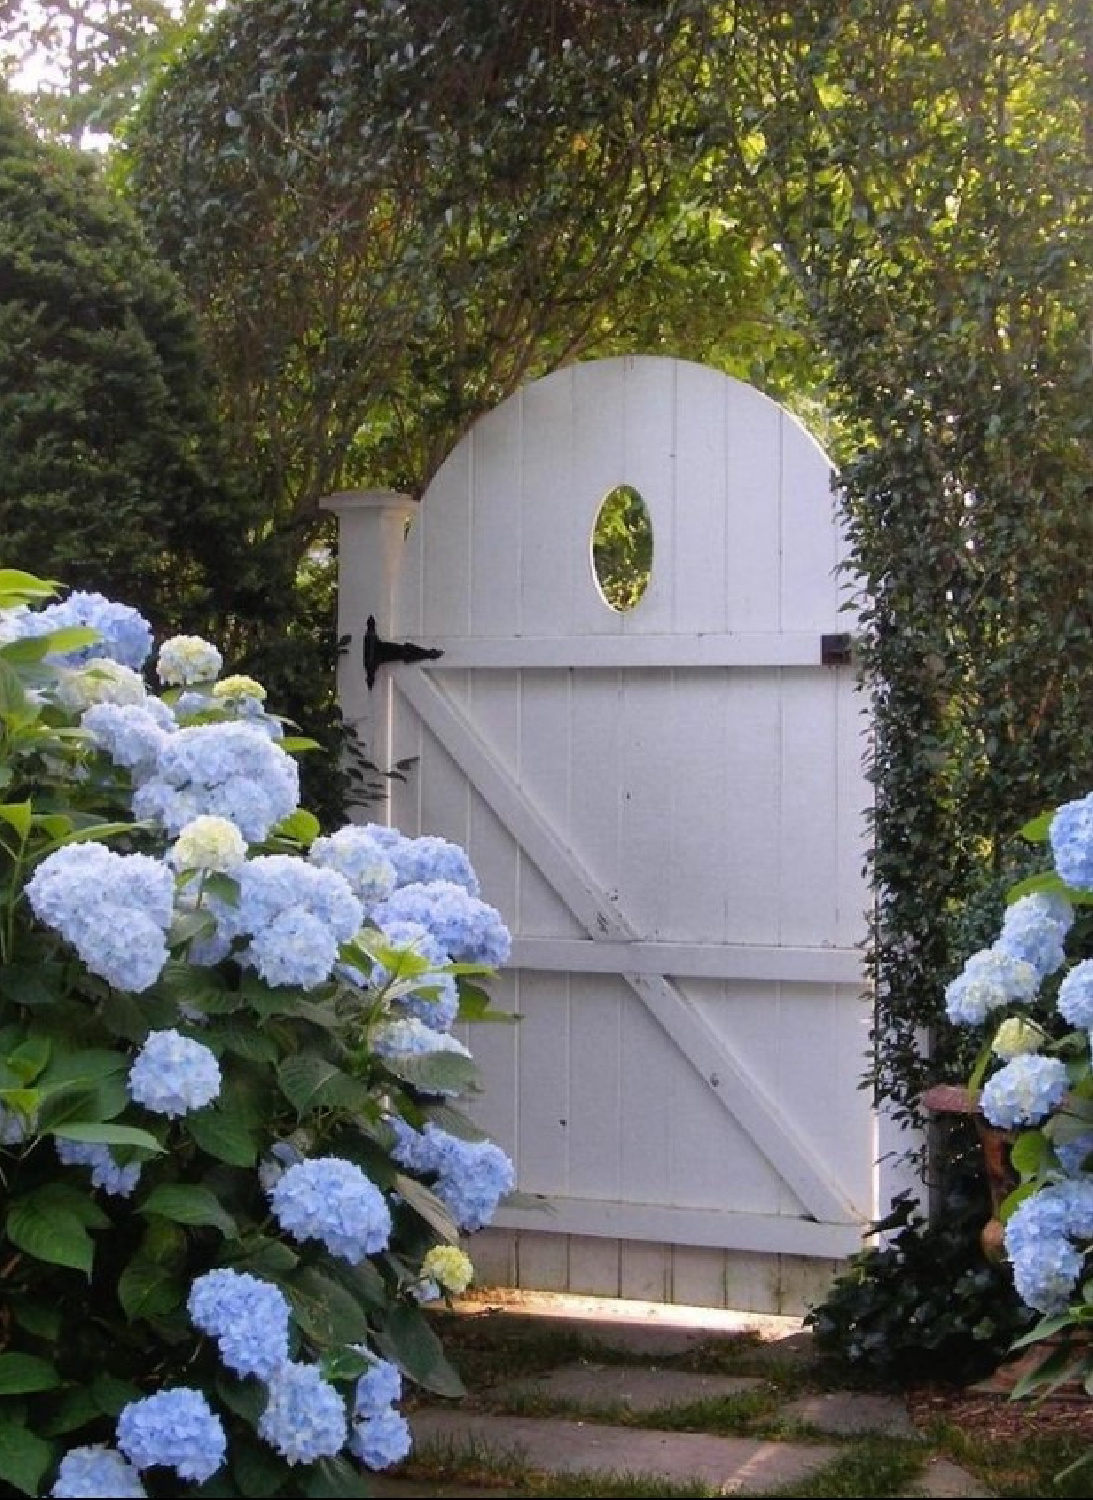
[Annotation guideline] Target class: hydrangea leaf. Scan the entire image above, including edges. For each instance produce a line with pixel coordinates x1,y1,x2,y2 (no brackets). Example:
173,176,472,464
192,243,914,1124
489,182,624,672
5,1196,94,1275
50,1122,163,1154
139,1183,238,1237
372,1301,465,1399
305,1457,372,1498
392,1173,460,1242
0,1417,52,1497
381,1049,480,1097
185,1103,260,1166
0,1353,61,1395
117,1256,187,1323
285,1267,372,1348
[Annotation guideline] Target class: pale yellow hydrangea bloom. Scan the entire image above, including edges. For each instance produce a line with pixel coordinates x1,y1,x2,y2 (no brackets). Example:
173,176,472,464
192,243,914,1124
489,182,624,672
213,674,267,702
169,814,248,872
156,634,223,686
420,1244,474,1295
991,1015,1045,1060
55,658,147,712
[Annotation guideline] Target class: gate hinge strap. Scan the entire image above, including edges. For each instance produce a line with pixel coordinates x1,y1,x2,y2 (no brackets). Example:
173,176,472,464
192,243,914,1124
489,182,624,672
363,615,444,689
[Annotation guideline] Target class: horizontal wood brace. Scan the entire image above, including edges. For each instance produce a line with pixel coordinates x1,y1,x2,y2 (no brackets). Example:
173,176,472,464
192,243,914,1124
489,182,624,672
413,632,851,671
492,1194,869,1260
509,937,867,986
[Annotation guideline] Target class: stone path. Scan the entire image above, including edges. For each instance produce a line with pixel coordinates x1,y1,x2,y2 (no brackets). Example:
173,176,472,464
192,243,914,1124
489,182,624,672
370,1294,996,1498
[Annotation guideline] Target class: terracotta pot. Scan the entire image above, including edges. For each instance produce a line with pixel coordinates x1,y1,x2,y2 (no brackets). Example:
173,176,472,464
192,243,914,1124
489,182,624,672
920,1083,1017,1263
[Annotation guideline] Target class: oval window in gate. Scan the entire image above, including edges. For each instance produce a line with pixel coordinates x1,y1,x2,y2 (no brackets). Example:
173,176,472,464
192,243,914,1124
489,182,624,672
590,484,653,612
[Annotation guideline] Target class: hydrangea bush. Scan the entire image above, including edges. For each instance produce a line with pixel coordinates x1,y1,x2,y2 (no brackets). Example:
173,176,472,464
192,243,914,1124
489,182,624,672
0,570,517,1497
943,791,1093,1396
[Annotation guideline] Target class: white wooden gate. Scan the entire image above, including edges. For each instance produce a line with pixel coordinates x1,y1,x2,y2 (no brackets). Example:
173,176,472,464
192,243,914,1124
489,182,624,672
325,356,896,1315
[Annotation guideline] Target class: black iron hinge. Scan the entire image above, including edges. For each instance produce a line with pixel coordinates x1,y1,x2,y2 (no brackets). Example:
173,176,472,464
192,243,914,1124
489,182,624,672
363,615,444,689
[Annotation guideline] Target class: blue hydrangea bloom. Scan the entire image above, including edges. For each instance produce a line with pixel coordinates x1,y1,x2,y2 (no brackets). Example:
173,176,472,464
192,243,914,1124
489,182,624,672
350,1406,412,1470
1057,958,1093,1029
371,881,511,966
1054,1131,1093,1177
1004,1178,1093,1313
943,947,1038,1027
52,1445,146,1498
995,892,1073,979
131,722,299,841
1051,793,1093,890
116,1388,226,1482
19,591,154,669
209,855,363,990
386,835,480,896
0,1102,34,1146
82,700,176,777
257,1362,347,1465
269,1156,392,1262
390,1120,515,1232
187,1269,290,1380
373,1017,471,1064
127,1029,221,1117
55,1138,141,1197
353,1357,402,1417
26,843,175,993
980,1053,1069,1129
309,826,398,906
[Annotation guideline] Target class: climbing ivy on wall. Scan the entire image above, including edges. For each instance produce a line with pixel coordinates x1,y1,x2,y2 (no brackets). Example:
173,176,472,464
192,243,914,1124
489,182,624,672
705,0,1093,1127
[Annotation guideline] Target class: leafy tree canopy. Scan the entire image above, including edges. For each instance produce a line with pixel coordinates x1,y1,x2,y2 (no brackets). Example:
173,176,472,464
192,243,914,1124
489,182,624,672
0,0,219,145
0,84,255,634
701,0,1093,1117
123,0,813,548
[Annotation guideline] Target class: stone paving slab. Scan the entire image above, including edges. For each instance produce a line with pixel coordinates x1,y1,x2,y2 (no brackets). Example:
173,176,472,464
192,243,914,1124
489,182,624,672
912,1455,997,1498
408,1408,843,1495
780,1390,922,1439
500,1361,764,1413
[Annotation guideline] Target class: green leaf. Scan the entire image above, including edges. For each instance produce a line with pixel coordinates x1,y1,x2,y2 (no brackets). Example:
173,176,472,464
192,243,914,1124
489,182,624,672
277,1054,372,1114
285,1267,372,1348
0,661,30,722
36,1385,101,1437
306,1457,373,1498
0,1418,53,1496
278,736,322,754
271,808,321,844
186,1103,259,1166
0,962,67,1009
117,1256,184,1322
50,1122,163,1154
0,568,59,603
393,1173,460,1241
91,1373,142,1416
372,1300,465,1398
1009,1129,1051,1178
6,1194,94,1275
0,801,32,839
382,1049,480,1097
12,1299,61,1341
139,1184,238,1237
1018,810,1053,843
232,1435,291,1498
0,1353,61,1394
168,908,217,946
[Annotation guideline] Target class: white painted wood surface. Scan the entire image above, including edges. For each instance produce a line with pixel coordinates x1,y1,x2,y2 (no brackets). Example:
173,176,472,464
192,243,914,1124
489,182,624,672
339,357,888,1313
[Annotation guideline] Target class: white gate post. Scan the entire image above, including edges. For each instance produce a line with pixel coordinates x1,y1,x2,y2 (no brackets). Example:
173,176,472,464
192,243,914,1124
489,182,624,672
319,488,417,826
